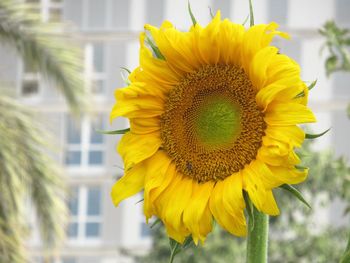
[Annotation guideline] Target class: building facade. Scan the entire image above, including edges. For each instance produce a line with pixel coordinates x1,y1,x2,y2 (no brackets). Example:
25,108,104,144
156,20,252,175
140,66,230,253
0,0,349,262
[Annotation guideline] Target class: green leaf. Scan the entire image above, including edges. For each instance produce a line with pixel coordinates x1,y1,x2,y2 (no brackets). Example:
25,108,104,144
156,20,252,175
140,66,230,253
145,36,165,60
248,0,254,27
340,250,350,263
295,79,317,98
96,128,130,135
243,191,254,231
305,128,331,139
188,2,197,26
280,184,311,209
325,55,338,76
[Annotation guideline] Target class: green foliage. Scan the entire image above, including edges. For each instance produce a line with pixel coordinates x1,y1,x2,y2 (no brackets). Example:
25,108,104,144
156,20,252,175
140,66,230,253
139,224,246,263
0,0,86,113
137,143,350,263
0,0,87,262
0,96,67,262
319,21,350,76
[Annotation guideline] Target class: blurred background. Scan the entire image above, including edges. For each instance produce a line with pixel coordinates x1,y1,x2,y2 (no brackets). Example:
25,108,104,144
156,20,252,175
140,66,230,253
0,0,349,263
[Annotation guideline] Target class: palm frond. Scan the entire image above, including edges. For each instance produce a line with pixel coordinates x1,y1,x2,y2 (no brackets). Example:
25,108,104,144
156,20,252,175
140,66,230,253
0,95,67,260
0,0,87,113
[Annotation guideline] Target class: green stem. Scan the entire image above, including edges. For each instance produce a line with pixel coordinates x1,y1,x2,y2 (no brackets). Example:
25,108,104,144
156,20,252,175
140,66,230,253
340,230,350,263
169,243,179,263
246,207,269,263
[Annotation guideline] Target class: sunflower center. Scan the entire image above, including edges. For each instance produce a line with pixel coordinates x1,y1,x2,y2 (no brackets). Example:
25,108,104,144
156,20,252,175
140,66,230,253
161,65,266,183
193,95,241,149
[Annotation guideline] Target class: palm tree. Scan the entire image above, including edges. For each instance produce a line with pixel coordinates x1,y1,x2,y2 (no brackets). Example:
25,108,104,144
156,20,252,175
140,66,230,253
0,0,87,262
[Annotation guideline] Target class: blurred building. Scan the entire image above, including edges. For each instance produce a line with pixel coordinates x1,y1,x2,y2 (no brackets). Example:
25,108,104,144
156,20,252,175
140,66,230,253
0,0,349,262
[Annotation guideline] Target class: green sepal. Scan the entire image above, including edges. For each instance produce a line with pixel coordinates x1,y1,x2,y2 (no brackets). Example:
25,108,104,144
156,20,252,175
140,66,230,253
280,184,311,209
96,128,130,135
182,236,194,249
208,6,214,19
169,238,181,263
120,67,131,85
145,36,165,60
243,191,254,231
168,236,194,263
248,0,254,27
295,79,317,98
188,2,197,26
135,198,144,204
242,14,249,26
120,67,131,74
295,165,308,170
305,128,331,139
150,218,162,229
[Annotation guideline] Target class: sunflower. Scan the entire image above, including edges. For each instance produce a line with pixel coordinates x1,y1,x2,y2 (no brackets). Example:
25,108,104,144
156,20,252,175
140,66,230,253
110,12,316,244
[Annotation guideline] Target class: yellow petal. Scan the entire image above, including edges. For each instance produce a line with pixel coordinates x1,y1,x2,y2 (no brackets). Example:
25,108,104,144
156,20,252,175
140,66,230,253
130,117,160,135
242,162,267,211
118,132,161,170
143,152,173,219
145,22,201,74
218,19,245,65
265,125,305,148
111,83,165,120
241,22,289,71
262,190,280,216
146,163,177,217
209,178,247,237
165,224,189,244
257,145,301,167
139,32,180,88
262,136,291,156
249,46,279,90
265,102,316,125
248,159,282,189
155,173,192,243
183,181,214,244
192,11,221,65
268,166,308,185
111,162,145,206
242,161,280,215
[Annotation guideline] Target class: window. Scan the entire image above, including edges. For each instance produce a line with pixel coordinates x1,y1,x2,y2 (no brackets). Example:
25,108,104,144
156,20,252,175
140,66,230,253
81,0,130,30
65,115,105,168
268,0,288,25
336,0,350,26
26,0,63,22
85,43,107,95
146,0,165,26
21,62,40,97
67,186,103,242
61,258,77,263
212,0,232,20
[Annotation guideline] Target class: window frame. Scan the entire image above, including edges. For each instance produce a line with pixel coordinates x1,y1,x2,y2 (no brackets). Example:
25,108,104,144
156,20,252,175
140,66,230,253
67,185,103,246
84,43,107,97
65,114,106,173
